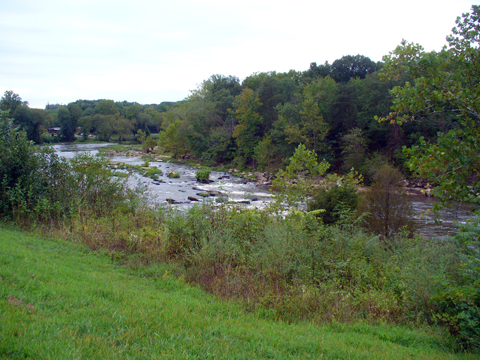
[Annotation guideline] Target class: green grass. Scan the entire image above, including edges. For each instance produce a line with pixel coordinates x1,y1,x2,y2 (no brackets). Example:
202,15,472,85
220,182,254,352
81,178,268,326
0,227,475,359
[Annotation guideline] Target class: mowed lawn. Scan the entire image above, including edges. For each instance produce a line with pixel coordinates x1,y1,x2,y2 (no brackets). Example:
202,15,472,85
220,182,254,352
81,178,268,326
0,227,475,359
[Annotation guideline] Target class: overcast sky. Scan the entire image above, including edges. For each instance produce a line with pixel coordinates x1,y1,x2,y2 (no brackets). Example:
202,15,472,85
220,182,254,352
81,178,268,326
0,0,474,109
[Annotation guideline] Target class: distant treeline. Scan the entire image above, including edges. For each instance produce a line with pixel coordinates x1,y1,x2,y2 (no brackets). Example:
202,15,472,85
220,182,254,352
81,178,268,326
0,54,459,176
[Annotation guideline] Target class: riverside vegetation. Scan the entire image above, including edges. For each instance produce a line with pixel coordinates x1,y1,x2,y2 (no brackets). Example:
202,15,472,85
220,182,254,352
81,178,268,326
1,110,479,356
2,7,480,357
3,228,476,359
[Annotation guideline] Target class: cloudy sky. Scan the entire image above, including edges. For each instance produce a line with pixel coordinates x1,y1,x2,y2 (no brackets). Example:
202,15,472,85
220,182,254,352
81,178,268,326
0,0,474,109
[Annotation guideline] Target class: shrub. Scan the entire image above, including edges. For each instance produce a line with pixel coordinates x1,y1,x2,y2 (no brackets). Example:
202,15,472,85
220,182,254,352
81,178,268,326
0,113,72,219
196,168,211,183
432,285,480,352
167,172,180,179
432,218,480,352
0,112,131,221
357,164,414,239
142,136,156,153
69,154,131,216
307,184,359,224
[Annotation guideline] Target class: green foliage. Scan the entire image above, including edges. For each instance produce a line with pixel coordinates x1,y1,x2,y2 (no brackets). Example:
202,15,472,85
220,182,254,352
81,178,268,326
57,107,76,142
136,128,147,143
0,112,70,219
358,164,414,239
195,168,211,183
330,55,379,83
2,227,470,359
433,286,480,352
0,90,23,114
232,88,263,164
272,144,330,209
282,78,333,156
379,5,480,207
253,135,275,171
159,120,188,158
432,218,480,351
113,162,162,181
307,183,359,224
341,127,368,173
0,113,131,221
69,154,129,215
167,171,180,178
12,106,45,144
143,136,156,153
97,100,118,116
404,123,480,210
137,129,156,153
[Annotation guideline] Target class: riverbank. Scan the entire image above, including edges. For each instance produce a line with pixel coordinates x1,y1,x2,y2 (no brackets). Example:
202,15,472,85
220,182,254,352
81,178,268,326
2,226,474,359
6,136,480,354
52,142,478,237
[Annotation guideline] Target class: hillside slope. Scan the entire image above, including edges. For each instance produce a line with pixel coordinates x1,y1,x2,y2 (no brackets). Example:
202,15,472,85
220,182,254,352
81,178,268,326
0,227,474,359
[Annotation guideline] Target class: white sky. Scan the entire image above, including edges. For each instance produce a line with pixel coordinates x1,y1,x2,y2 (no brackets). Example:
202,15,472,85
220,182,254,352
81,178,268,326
0,0,474,109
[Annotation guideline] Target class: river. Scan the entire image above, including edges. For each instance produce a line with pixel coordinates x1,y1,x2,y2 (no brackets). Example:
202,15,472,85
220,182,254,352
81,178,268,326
52,143,477,238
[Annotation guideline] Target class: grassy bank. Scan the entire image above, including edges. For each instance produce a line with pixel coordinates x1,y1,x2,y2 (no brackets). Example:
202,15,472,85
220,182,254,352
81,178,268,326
0,227,473,359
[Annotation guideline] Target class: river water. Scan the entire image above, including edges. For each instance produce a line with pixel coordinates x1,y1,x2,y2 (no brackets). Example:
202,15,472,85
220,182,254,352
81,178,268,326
52,143,272,208
52,143,477,238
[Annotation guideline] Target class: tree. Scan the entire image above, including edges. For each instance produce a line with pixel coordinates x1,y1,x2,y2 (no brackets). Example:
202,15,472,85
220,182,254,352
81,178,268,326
158,120,188,158
378,5,480,208
358,164,414,239
272,144,330,210
232,88,263,165
126,104,142,120
0,110,71,218
0,90,23,114
113,116,135,143
284,82,330,155
13,106,37,143
78,116,93,141
341,128,368,173
305,61,331,79
58,107,76,142
137,129,156,152
93,114,115,142
254,135,276,171
331,55,378,83
97,100,118,116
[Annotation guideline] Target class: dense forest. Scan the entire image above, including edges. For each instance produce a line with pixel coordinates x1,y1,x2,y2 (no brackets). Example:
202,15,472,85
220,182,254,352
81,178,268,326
0,52,459,183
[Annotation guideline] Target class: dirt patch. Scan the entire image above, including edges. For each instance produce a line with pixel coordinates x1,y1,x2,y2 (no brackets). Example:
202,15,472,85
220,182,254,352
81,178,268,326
8,295,34,310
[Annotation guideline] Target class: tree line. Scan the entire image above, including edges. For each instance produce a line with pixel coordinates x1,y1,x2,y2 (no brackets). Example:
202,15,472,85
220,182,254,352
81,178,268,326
1,53,459,183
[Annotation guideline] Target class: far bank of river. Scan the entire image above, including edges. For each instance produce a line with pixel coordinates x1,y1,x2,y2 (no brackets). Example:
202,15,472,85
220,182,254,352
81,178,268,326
52,143,477,238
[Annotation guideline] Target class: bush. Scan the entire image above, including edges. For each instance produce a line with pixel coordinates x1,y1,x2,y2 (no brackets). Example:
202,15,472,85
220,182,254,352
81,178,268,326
69,154,129,216
142,136,156,153
357,164,414,239
307,184,359,224
431,218,480,352
167,171,180,179
432,285,480,352
0,113,72,219
196,168,211,183
0,112,131,221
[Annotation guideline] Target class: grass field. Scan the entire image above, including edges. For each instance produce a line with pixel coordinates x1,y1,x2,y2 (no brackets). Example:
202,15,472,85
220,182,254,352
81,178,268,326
0,227,475,359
